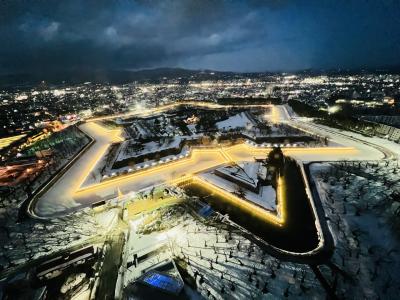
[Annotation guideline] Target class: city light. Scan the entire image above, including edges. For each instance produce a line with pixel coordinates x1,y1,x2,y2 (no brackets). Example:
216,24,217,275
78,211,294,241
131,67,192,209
2,3,399,298
327,105,341,114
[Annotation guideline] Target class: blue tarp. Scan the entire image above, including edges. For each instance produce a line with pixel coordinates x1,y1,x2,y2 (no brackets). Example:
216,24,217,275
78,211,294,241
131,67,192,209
142,272,183,295
198,204,213,217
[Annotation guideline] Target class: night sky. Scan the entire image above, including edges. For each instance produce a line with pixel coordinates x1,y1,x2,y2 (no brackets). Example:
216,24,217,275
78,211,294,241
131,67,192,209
1,0,400,74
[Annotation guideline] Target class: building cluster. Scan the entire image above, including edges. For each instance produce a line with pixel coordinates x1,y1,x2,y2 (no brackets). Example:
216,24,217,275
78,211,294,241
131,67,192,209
2,73,399,139
371,122,400,142
275,73,399,110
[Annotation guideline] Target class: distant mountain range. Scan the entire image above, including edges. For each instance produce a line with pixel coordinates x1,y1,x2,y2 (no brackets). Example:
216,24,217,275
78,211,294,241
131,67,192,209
1,66,400,88
0,68,237,88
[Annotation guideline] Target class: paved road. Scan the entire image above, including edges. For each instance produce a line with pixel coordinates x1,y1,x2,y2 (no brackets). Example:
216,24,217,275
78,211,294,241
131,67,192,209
96,232,125,300
31,104,389,218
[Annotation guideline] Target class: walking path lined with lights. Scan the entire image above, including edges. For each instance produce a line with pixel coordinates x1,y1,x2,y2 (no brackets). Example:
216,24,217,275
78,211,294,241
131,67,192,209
30,103,387,219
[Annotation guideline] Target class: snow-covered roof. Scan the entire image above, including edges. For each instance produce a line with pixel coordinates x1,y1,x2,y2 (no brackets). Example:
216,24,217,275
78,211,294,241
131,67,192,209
215,162,266,189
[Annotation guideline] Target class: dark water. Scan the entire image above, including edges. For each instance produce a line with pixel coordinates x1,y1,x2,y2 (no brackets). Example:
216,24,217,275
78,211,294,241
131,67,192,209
184,159,319,253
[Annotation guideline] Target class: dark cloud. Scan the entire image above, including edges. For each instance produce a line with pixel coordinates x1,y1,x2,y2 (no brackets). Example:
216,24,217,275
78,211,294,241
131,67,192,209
0,0,399,74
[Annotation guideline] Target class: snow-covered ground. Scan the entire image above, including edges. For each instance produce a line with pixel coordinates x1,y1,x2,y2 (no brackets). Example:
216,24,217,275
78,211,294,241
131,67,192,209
128,116,183,139
115,137,183,162
283,100,400,160
33,122,122,217
0,206,119,271
105,147,191,178
187,124,197,134
199,171,276,211
294,120,399,158
121,205,326,299
216,112,255,131
310,161,400,299
214,161,266,190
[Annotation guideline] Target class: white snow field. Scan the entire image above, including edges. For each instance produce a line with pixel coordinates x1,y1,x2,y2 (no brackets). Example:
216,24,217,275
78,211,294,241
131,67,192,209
310,161,400,299
214,161,267,190
121,206,326,299
199,171,276,211
216,112,255,131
